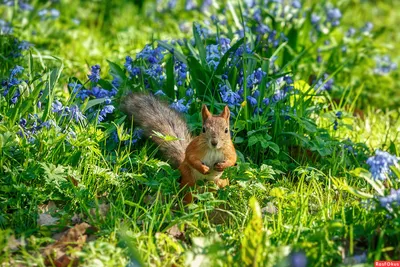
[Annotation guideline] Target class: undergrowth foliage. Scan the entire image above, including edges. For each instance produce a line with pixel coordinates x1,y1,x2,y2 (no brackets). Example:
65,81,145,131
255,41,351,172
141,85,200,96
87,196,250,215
0,0,400,266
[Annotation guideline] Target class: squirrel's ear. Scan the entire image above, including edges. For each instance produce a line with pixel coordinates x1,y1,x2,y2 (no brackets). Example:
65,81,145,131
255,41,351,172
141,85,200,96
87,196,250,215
202,104,211,121
220,105,230,121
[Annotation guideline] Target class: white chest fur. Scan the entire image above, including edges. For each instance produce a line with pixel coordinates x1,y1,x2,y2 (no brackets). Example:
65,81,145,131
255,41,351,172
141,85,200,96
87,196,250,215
192,149,225,182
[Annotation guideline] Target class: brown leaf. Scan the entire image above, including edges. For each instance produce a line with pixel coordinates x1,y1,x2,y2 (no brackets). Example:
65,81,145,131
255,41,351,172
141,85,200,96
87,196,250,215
166,224,185,241
42,223,93,267
89,203,110,220
38,213,59,226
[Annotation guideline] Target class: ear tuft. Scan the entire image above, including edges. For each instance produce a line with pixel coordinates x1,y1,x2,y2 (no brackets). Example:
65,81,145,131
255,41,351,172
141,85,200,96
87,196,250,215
220,105,230,120
202,104,211,121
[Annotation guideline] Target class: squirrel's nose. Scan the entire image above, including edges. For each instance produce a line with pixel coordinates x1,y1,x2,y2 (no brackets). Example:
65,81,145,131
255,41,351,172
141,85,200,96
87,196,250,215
211,140,218,147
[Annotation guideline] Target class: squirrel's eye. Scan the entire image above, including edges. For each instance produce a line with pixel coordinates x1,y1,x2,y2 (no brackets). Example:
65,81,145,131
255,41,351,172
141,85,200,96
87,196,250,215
225,128,228,133
202,127,206,133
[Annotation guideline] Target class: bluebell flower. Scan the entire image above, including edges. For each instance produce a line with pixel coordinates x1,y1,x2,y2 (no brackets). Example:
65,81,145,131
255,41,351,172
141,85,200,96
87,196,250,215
336,111,342,119
175,61,187,86
311,14,321,26
186,88,194,97
374,55,397,75
247,96,257,106
167,0,177,9
10,65,24,77
206,44,220,69
361,22,373,33
379,189,400,209
52,100,64,113
137,45,164,64
91,86,109,98
98,105,115,122
314,74,334,92
125,128,144,145
218,37,231,54
88,64,101,83
170,98,189,113
292,0,301,9
346,27,356,37
200,0,212,12
247,68,266,88
185,0,196,10
367,150,399,181
262,97,270,106
254,107,263,115
290,252,307,267
38,8,60,20
333,120,338,131
11,89,20,104
326,7,342,26
19,118,27,128
112,76,121,88
69,82,83,93
220,86,241,107
0,19,13,33
272,90,286,103
69,105,86,122
105,98,112,104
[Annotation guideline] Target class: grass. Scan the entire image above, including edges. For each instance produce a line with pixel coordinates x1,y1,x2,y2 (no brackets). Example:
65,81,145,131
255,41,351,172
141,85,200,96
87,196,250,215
1,0,400,266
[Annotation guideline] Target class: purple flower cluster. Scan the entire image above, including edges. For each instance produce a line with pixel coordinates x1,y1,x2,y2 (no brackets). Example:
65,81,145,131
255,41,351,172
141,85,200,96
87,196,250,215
367,150,398,181
373,56,397,75
18,114,58,143
175,61,187,86
2,65,24,103
314,74,334,93
52,100,86,123
0,19,13,34
219,85,241,107
379,189,400,210
170,98,190,113
38,8,60,20
3,0,33,11
88,64,101,83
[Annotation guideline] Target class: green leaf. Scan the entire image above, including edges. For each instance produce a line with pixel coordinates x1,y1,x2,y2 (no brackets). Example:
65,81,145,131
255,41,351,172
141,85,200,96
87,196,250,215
157,40,187,64
165,56,175,99
192,22,207,67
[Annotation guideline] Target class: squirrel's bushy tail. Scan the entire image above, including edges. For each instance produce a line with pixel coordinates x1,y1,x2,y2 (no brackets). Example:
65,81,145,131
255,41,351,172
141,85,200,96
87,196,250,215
120,93,192,168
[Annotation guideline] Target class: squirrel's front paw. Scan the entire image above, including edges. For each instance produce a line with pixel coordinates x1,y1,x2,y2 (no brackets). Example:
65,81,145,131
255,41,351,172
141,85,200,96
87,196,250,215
201,162,210,174
214,161,226,172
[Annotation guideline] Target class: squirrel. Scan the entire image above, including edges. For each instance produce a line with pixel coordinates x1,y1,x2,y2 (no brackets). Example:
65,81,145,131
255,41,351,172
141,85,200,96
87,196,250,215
120,93,237,203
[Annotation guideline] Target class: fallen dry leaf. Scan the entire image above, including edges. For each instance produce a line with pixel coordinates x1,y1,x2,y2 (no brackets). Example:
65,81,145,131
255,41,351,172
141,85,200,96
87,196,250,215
38,213,59,226
42,222,93,267
89,203,110,219
166,224,186,241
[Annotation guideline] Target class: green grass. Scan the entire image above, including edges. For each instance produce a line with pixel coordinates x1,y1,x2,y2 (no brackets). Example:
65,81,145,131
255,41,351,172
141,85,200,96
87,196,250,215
1,0,400,266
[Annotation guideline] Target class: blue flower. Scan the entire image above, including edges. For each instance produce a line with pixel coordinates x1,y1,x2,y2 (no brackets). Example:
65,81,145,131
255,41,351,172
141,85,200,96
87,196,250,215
10,65,24,78
292,0,301,9
314,74,334,92
336,111,342,119
206,44,220,69
19,118,27,128
91,86,109,98
333,120,338,131
186,88,194,97
11,89,20,104
272,90,286,103
200,0,212,12
367,150,399,181
262,97,270,106
326,7,342,27
98,105,115,122
88,64,101,83
379,189,400,209
247,96,257,106
52,100,64,113
220,86,241,107
69,105,86,122
247,68,266,88
170,98,189,113
0,19,13,34
112,76,121,88
185,0,196,10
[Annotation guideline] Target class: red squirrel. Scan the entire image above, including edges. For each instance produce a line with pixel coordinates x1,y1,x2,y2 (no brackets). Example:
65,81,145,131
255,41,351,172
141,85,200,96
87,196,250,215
121,93,237,202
